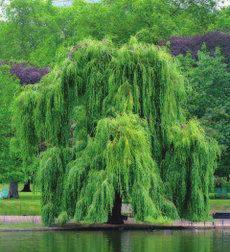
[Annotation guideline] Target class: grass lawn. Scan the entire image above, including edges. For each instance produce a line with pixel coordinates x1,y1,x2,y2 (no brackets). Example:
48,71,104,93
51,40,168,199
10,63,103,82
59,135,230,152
0,222,43,230
0,191,41,216
0,182,230,216
210,199,230,212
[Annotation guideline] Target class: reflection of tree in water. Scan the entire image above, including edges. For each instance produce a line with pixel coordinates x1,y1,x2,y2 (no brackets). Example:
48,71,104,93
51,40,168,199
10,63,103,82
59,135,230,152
213,229,230,252
120,231,214,252
104,231,122,252
39,231,124,252
53,230,214,252
1,230,230,252
41,231,111,252
114,231,213,252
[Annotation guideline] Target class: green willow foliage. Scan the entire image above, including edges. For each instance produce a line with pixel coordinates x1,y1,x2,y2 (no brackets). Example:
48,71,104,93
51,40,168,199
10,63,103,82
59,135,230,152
14,39,219,225
65,114,178,223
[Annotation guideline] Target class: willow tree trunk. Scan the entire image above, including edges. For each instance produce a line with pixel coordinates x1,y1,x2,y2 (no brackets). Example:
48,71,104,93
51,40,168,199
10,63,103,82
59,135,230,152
8,181,19,199
108,193,123,224
21,180,31,192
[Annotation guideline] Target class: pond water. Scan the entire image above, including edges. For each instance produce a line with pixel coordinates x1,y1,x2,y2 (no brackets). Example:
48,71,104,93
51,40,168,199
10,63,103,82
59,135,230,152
0,230,230,252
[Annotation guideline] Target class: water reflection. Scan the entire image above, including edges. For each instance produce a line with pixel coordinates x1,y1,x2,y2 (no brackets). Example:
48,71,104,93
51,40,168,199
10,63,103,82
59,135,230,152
0,230,230,252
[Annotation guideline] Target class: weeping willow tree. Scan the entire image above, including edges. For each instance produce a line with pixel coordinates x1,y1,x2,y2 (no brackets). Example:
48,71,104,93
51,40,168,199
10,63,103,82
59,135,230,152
14,39,219,225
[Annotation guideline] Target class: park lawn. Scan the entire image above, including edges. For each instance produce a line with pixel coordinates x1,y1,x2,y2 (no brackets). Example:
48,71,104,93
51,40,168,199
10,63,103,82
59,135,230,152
0,192,41,216
0,186,229,216
210,199,230,212
0,222,43,230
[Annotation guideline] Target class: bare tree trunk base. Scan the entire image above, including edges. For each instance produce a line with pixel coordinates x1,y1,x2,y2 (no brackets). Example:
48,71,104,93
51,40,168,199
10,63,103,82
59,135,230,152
8,182,19,199
21,181,32,192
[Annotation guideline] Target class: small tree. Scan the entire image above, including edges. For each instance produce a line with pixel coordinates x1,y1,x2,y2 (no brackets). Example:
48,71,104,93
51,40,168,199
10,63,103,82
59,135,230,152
0,64,43,197
0,65,22,198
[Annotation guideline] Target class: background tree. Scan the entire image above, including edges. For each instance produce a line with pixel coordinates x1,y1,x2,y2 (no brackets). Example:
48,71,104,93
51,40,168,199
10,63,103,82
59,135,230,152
178,48,230,179
0,0,226,66
0,0,62,66
169,31,230,180
170,31,230,64
0,65,22,198
209,6,230,33
73,0,219,45
0,62,48,196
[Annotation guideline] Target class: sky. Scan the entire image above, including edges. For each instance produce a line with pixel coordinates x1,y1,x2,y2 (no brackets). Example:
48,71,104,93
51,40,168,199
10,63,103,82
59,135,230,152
52,0,73,7
52,0,230,8
219,0,230,7
52,0,100,7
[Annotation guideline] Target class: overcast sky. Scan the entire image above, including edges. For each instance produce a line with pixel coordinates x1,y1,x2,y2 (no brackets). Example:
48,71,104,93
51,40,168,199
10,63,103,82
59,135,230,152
50,0,230,8
52,0,73,7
